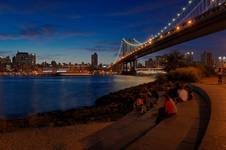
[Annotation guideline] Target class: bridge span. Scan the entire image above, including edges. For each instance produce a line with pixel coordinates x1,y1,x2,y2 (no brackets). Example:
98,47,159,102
110,0,226,74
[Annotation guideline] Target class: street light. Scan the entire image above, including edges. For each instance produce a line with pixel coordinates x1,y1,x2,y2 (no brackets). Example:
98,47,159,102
185,51,194,63
218,56,226,67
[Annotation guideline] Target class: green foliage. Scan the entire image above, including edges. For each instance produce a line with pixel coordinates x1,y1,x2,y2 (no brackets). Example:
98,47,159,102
155,73,168,84
164,51,187,72
191,64,215,77
167,67,204,82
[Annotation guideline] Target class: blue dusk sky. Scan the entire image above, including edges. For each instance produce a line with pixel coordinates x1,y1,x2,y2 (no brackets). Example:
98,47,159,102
0,0,225,64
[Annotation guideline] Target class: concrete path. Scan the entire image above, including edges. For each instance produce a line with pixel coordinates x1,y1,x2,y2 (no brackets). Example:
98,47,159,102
81,95,205,150
127,97,199,150
81,110,157,150
196,77,226,150
0,122,111,150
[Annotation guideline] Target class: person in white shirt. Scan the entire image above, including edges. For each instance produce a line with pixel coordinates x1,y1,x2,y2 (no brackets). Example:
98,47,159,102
177,86,188,102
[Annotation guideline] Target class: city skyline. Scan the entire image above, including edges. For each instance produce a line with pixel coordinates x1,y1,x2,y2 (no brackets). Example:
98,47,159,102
0,0,226,64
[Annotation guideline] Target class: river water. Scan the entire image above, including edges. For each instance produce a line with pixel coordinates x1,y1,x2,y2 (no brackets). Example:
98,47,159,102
0,75,154,119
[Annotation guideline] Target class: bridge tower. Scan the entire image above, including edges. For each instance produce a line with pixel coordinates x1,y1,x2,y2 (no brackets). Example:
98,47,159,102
120,38,138,75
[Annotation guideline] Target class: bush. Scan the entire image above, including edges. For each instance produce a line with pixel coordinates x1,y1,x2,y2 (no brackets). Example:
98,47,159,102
192,64,215,77
155,73,168,84
167,67,204,82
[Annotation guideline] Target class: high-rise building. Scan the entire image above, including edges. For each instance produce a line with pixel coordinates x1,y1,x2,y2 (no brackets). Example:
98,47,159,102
0,56,11,72
155,55,167,67
13,51,36,71
145,58,154,68
91,52,98,68
201,51,214,67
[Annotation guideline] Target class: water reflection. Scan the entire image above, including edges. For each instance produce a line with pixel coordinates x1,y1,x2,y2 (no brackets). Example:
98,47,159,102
0,75,154,119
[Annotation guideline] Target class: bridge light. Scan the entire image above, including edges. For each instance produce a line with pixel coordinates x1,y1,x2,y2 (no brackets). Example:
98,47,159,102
177,13,181,17
172,18,176,22
182,7,186,11
188,0,192,4
148,38,152,42
188,20,192,24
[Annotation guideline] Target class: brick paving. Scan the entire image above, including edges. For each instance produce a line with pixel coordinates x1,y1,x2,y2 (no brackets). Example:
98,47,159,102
196,77,226,150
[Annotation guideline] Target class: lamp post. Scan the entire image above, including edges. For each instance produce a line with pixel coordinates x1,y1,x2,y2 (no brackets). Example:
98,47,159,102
218,56,226,68
185,51,194,63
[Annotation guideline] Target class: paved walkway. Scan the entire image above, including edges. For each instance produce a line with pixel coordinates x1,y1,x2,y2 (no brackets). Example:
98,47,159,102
81,96,203,150
81,110,157,149
196,77,226,150
127,97,200,150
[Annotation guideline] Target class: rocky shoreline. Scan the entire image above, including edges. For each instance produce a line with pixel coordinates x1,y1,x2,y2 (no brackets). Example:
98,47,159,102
0,80,167,133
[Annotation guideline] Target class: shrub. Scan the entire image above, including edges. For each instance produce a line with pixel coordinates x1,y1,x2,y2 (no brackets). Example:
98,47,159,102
155,73,168,84
192,64,215,77
167,67,203,82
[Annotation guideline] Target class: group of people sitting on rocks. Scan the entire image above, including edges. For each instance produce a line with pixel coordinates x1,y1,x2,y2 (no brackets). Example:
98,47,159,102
133,82,193,124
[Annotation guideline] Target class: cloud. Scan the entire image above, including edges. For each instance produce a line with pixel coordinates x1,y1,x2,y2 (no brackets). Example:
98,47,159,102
83,40,120,52
0,2,12,12
37,54,64,61
107,0,179,17
0,50,13,56
0,24,93,40
20,24,57,38
62,15,82,20
63,31,94,37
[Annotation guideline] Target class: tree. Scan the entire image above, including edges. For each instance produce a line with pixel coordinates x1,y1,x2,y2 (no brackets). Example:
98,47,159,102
164,51,187,72
51,60,57,68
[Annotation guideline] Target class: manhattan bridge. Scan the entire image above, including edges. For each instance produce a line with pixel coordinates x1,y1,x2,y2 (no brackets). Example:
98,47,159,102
109,0,226,74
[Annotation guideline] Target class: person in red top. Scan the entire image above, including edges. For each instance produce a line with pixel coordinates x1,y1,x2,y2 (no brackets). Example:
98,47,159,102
156,94,177,124
134,94,146,114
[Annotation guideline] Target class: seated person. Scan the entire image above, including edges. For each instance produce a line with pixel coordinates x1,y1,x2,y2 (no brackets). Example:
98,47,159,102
168,83,180,103
134,94,146,114
185,85,193,100
145,88,159,110
177,85,188,102
156,95,177,124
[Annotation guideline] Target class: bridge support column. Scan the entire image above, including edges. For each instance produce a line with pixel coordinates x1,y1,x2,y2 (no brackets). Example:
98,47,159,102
121,60,136,75
130,60,137,75
123,62,128,72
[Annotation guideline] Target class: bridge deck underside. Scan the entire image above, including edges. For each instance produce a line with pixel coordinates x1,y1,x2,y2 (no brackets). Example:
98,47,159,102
114,4,226,66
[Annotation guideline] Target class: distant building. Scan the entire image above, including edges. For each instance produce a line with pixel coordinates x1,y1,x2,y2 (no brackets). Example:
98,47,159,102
91,52,98,68
13,51,36,71
0,56,11,72
145,58,154,68
155,55,167,67
201,51,214,67
137,62,144,68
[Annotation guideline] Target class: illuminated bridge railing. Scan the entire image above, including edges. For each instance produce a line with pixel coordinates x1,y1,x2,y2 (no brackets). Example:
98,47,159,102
111,1,226,67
